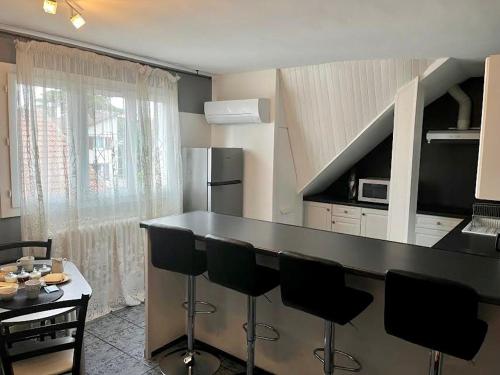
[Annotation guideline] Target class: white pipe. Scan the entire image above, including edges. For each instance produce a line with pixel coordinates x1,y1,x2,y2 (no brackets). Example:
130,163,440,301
448,85,471,130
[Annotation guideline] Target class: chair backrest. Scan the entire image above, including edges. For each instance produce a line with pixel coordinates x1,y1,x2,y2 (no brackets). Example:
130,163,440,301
385,270,487,360
0,240,52,261
279,251,346,320
0,294,90,375
205,234,258,295
149,225,206,276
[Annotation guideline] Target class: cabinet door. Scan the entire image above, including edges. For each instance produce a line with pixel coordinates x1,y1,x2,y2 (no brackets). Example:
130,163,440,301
476,55,500,200
415,232,444,247
360,209,388,240
414,227,449,247
332,216,361,236
303,202,332,231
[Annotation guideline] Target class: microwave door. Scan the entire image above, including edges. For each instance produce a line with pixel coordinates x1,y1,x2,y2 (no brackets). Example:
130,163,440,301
359,181,390,203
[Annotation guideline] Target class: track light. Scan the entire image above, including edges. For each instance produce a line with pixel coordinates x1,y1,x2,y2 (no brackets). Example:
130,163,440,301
43,0,58,14
70,12,86,29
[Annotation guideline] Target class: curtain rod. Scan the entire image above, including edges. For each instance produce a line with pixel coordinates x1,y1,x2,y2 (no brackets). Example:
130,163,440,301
0,24,212,79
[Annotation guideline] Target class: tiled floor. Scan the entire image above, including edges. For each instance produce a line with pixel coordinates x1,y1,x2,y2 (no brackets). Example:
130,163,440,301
84,304,246,375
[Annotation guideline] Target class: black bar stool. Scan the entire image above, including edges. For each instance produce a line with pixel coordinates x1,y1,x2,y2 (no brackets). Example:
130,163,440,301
150,225,220,375
279,251,373,374
205,235,280,375
384,270,488,375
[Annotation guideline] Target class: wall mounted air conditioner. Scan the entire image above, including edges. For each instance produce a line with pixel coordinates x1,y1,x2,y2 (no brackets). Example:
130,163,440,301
204,98,270,125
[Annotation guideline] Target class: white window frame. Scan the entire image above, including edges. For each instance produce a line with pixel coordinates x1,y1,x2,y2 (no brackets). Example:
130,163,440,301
7,72,20,209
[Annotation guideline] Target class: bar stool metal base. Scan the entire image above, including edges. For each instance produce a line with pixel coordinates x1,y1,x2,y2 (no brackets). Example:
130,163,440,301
428,350,443,375
159,349,220,375
313,348,362,373
314,321,362,374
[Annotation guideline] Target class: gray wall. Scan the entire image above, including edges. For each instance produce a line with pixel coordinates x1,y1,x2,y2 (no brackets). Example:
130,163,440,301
0,31,211,244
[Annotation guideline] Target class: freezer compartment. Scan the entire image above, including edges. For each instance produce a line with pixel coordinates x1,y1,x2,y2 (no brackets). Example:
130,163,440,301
208,183,243,216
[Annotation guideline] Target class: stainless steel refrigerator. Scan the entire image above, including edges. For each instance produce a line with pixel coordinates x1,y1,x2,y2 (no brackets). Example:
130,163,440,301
182,147,243,216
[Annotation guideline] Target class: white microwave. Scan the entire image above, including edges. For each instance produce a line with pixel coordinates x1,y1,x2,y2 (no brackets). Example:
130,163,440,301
358,178,390,204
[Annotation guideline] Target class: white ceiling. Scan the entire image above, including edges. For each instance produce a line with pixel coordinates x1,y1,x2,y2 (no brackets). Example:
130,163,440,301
2,0,500,74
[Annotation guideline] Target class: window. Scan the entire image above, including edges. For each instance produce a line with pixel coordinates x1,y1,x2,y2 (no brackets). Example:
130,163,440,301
8,75,148,205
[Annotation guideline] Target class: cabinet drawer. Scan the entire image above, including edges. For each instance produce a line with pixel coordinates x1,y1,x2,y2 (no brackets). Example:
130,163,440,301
332,204,361,219
331,216,361,236
416,214,461,231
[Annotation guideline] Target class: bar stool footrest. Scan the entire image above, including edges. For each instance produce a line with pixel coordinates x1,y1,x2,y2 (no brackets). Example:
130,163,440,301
243,322,280,341
181,300,217,314
313,347,362,372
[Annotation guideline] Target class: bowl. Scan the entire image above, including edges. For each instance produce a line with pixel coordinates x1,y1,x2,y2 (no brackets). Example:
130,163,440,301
0,285,18,301
0,266,18,274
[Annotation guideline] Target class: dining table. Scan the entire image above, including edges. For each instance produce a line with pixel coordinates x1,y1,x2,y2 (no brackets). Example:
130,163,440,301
0,260,92,324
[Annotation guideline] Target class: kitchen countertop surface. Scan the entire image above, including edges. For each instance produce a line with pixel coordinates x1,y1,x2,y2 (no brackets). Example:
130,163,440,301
304,194,469,218
433,217,500,258
141,211,500,305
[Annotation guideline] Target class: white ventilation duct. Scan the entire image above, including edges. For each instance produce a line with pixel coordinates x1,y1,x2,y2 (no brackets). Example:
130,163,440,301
426,84,479,143
448,84,472,130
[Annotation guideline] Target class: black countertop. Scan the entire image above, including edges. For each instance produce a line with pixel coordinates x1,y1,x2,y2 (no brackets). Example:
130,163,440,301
304,194,469,219
433,217,500,259
141,211,500,305
303,195,389,211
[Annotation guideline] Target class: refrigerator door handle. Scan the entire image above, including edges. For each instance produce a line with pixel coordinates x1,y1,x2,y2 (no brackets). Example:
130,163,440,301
207,180,242,186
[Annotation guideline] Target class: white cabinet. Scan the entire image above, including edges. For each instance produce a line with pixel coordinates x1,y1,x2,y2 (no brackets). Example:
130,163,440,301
476,55,500,201
332,216,361,236
304,202,387,239
303,201,332,231
415,214,462,247
360,208,388,240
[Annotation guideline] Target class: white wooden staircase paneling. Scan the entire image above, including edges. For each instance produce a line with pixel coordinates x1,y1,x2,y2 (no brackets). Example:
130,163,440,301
278,58,472,196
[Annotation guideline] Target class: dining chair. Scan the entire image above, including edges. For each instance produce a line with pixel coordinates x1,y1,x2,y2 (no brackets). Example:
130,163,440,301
0,239,52,263
0,294,90,375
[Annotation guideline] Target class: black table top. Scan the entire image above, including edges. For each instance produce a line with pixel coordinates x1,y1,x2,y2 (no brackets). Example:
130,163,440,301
434,217,500,259
141,211,500,305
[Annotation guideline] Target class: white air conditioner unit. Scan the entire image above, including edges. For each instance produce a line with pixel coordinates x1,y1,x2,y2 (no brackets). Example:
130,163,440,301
204,98,270,125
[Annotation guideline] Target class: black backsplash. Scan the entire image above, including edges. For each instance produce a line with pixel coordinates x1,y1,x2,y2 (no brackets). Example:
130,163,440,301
320,78,484,215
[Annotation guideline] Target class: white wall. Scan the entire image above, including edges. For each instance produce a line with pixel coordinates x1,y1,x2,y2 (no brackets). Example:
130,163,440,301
211,70,277,221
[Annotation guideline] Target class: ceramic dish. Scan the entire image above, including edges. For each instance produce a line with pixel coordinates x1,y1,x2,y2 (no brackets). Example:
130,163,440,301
0,265,18,274
0,283,18,301
41,273,71,285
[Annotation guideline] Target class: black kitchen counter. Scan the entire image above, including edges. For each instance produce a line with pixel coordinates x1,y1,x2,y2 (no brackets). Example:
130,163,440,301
433,217,500,259
141,211,500,305
304,194,469,218
304,194,389,210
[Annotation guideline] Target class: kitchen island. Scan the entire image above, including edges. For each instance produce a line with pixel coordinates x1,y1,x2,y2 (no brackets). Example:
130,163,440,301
141,211,500,375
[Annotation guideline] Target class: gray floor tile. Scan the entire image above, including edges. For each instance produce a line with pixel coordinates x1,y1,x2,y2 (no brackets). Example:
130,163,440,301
143,366,163,375
112,304,145,327
105,324,145,360
86,351,151,375
84,332,124,373
86,313,136,339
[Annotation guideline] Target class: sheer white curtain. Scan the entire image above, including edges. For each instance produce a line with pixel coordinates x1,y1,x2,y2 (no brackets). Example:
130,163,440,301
15,40,183,319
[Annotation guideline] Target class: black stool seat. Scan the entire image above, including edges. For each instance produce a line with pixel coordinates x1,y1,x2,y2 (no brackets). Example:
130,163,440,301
279,252,373,325
205,235,280,296
149,225,207,276
385,270,488,361
205,234,280,375
149,225,220,375
279,251,373,374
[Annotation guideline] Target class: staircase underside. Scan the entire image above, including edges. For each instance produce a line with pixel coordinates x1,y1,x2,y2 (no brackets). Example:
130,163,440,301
301,58,475,196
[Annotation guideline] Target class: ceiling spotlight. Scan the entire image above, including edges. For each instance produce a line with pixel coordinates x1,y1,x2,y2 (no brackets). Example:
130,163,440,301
70,11,86,29
43,0,58,14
